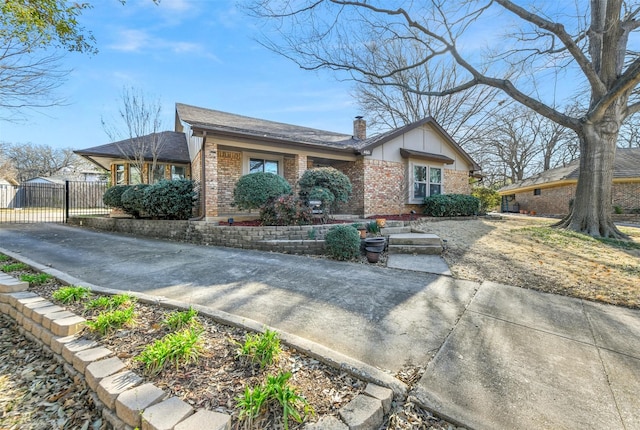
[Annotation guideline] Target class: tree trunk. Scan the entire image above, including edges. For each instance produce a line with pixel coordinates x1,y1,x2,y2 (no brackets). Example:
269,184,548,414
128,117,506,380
554,116,626,238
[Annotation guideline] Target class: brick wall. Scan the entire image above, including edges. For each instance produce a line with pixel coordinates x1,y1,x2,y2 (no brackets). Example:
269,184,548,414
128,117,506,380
217,150,243,214
363,159,406,216
511,182,640,216
334,159,365,215
204,141,218,217
445,169,471,195
511,185,576,215
191,151,202,217
612,182,640,211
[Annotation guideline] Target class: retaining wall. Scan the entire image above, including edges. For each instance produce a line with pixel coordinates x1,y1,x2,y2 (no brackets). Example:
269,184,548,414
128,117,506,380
68,217,329,255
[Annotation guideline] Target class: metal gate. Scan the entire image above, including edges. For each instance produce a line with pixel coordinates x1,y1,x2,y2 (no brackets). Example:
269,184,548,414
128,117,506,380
0,181,110,224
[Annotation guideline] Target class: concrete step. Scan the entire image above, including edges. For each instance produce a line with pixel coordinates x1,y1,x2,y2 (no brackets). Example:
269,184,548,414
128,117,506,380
388,233,442,246
380,226,411,235
388,244,443,255
381,220,405,228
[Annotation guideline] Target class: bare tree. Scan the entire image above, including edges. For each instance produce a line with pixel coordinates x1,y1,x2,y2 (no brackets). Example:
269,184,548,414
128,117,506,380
353,45,505,148
102,87,165,184
249,1,640,238
0,143,18,183
3,142,76,182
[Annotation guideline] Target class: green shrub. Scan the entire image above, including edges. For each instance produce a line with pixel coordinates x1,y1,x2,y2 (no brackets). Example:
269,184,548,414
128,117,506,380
85,305,135,335
236,372,313,430
260,195,312,226
613,205,624,214
103,185,131,209
121,184,150,218
298,167,352,213
20,273,53,285
135,326,204,375
233,172,292,210
471,187,500,215
143,179,195,220
423,194,480,217
236,328,282,368
1,263,28,273
325,224,361,260
163,308,199,331
52,286,92,304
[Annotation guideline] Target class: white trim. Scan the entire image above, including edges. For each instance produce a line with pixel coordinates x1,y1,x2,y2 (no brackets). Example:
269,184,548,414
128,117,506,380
408,161,444,204
242,151,284,176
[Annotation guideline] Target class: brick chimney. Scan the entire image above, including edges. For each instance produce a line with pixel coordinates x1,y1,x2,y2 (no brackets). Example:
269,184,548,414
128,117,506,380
353,116,366,140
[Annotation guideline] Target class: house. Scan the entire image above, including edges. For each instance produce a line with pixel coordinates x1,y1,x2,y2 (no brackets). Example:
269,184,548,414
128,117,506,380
498,147,640,215
76,103,481,220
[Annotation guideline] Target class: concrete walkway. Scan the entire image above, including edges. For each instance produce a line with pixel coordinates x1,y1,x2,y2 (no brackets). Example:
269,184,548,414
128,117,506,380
1,223,639,430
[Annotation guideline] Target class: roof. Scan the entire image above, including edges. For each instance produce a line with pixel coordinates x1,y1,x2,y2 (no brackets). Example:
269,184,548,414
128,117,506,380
499,147,640,193
399,148,455,164
74,131,189,170
176,103,357,151
175,103,480,170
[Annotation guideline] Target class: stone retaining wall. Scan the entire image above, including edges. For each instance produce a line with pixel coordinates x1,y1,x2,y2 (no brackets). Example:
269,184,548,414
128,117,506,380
69,217,330,254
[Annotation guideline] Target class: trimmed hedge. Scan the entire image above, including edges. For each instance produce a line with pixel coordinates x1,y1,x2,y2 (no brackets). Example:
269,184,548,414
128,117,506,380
298,167,351,212
233,172,292,210
143,179,196,220
103,180,195,220
260,194,312,226
423,194,480,217
103,185,131,209
325,224,361,261
121,184,150,218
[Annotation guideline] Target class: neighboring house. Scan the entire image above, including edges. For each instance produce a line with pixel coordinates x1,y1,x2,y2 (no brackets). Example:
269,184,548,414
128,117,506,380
498,147,640,215
76,103,481,219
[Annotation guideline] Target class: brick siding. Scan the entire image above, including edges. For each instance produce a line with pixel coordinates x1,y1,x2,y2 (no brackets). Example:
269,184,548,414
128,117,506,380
217,150,242,214
508,181,640,216
363,159,406,217
445,169,471,195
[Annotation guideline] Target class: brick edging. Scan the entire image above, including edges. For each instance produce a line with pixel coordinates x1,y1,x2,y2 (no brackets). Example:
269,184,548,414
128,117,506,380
0,278,404,430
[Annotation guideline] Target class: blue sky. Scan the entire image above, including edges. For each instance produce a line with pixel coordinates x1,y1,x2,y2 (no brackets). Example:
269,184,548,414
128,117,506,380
0,0,357,150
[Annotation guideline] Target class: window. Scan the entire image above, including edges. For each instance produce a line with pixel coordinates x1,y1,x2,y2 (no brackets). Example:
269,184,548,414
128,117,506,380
171,165,186,180
249,158,279,174
430,167,442,196
115,164,125,185
150,164,166,183
412,164,442,202
534,188,541,196
130,166,142,185
413,165,427,200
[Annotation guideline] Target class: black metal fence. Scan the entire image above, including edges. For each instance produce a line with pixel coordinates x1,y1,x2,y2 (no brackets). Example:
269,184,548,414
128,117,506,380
0,181,110,224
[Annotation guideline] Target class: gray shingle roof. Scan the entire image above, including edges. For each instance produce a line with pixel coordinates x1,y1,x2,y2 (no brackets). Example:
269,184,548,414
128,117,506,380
176,103,357,150
499,147,640,193
75,131,189,164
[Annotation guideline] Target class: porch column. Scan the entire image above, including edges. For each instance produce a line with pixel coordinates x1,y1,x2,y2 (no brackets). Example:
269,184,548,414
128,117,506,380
294,154,307,189
205,141,219,218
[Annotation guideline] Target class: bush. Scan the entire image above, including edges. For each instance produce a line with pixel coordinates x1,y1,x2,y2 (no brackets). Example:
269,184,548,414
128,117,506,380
260,195,312,226
325,224,361,261
298,167,352,213
423,194,480,217
234,173,292,210
121,184,150,218
471,187,501,215
143,179,196,220
103,185,131,209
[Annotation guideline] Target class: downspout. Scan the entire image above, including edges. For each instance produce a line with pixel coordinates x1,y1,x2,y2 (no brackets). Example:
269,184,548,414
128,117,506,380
190,131,207,221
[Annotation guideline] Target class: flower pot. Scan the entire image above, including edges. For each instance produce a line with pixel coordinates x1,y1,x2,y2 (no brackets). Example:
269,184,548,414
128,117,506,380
530,211,536,216
366,251,380,263
376,218,386,228
358,228,367,239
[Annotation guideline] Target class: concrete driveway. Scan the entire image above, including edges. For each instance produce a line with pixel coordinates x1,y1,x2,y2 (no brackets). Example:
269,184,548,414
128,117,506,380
1,223,639,430
0,223,477,373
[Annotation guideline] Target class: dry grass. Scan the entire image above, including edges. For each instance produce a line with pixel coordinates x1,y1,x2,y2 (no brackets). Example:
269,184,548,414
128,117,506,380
414,216,640,308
